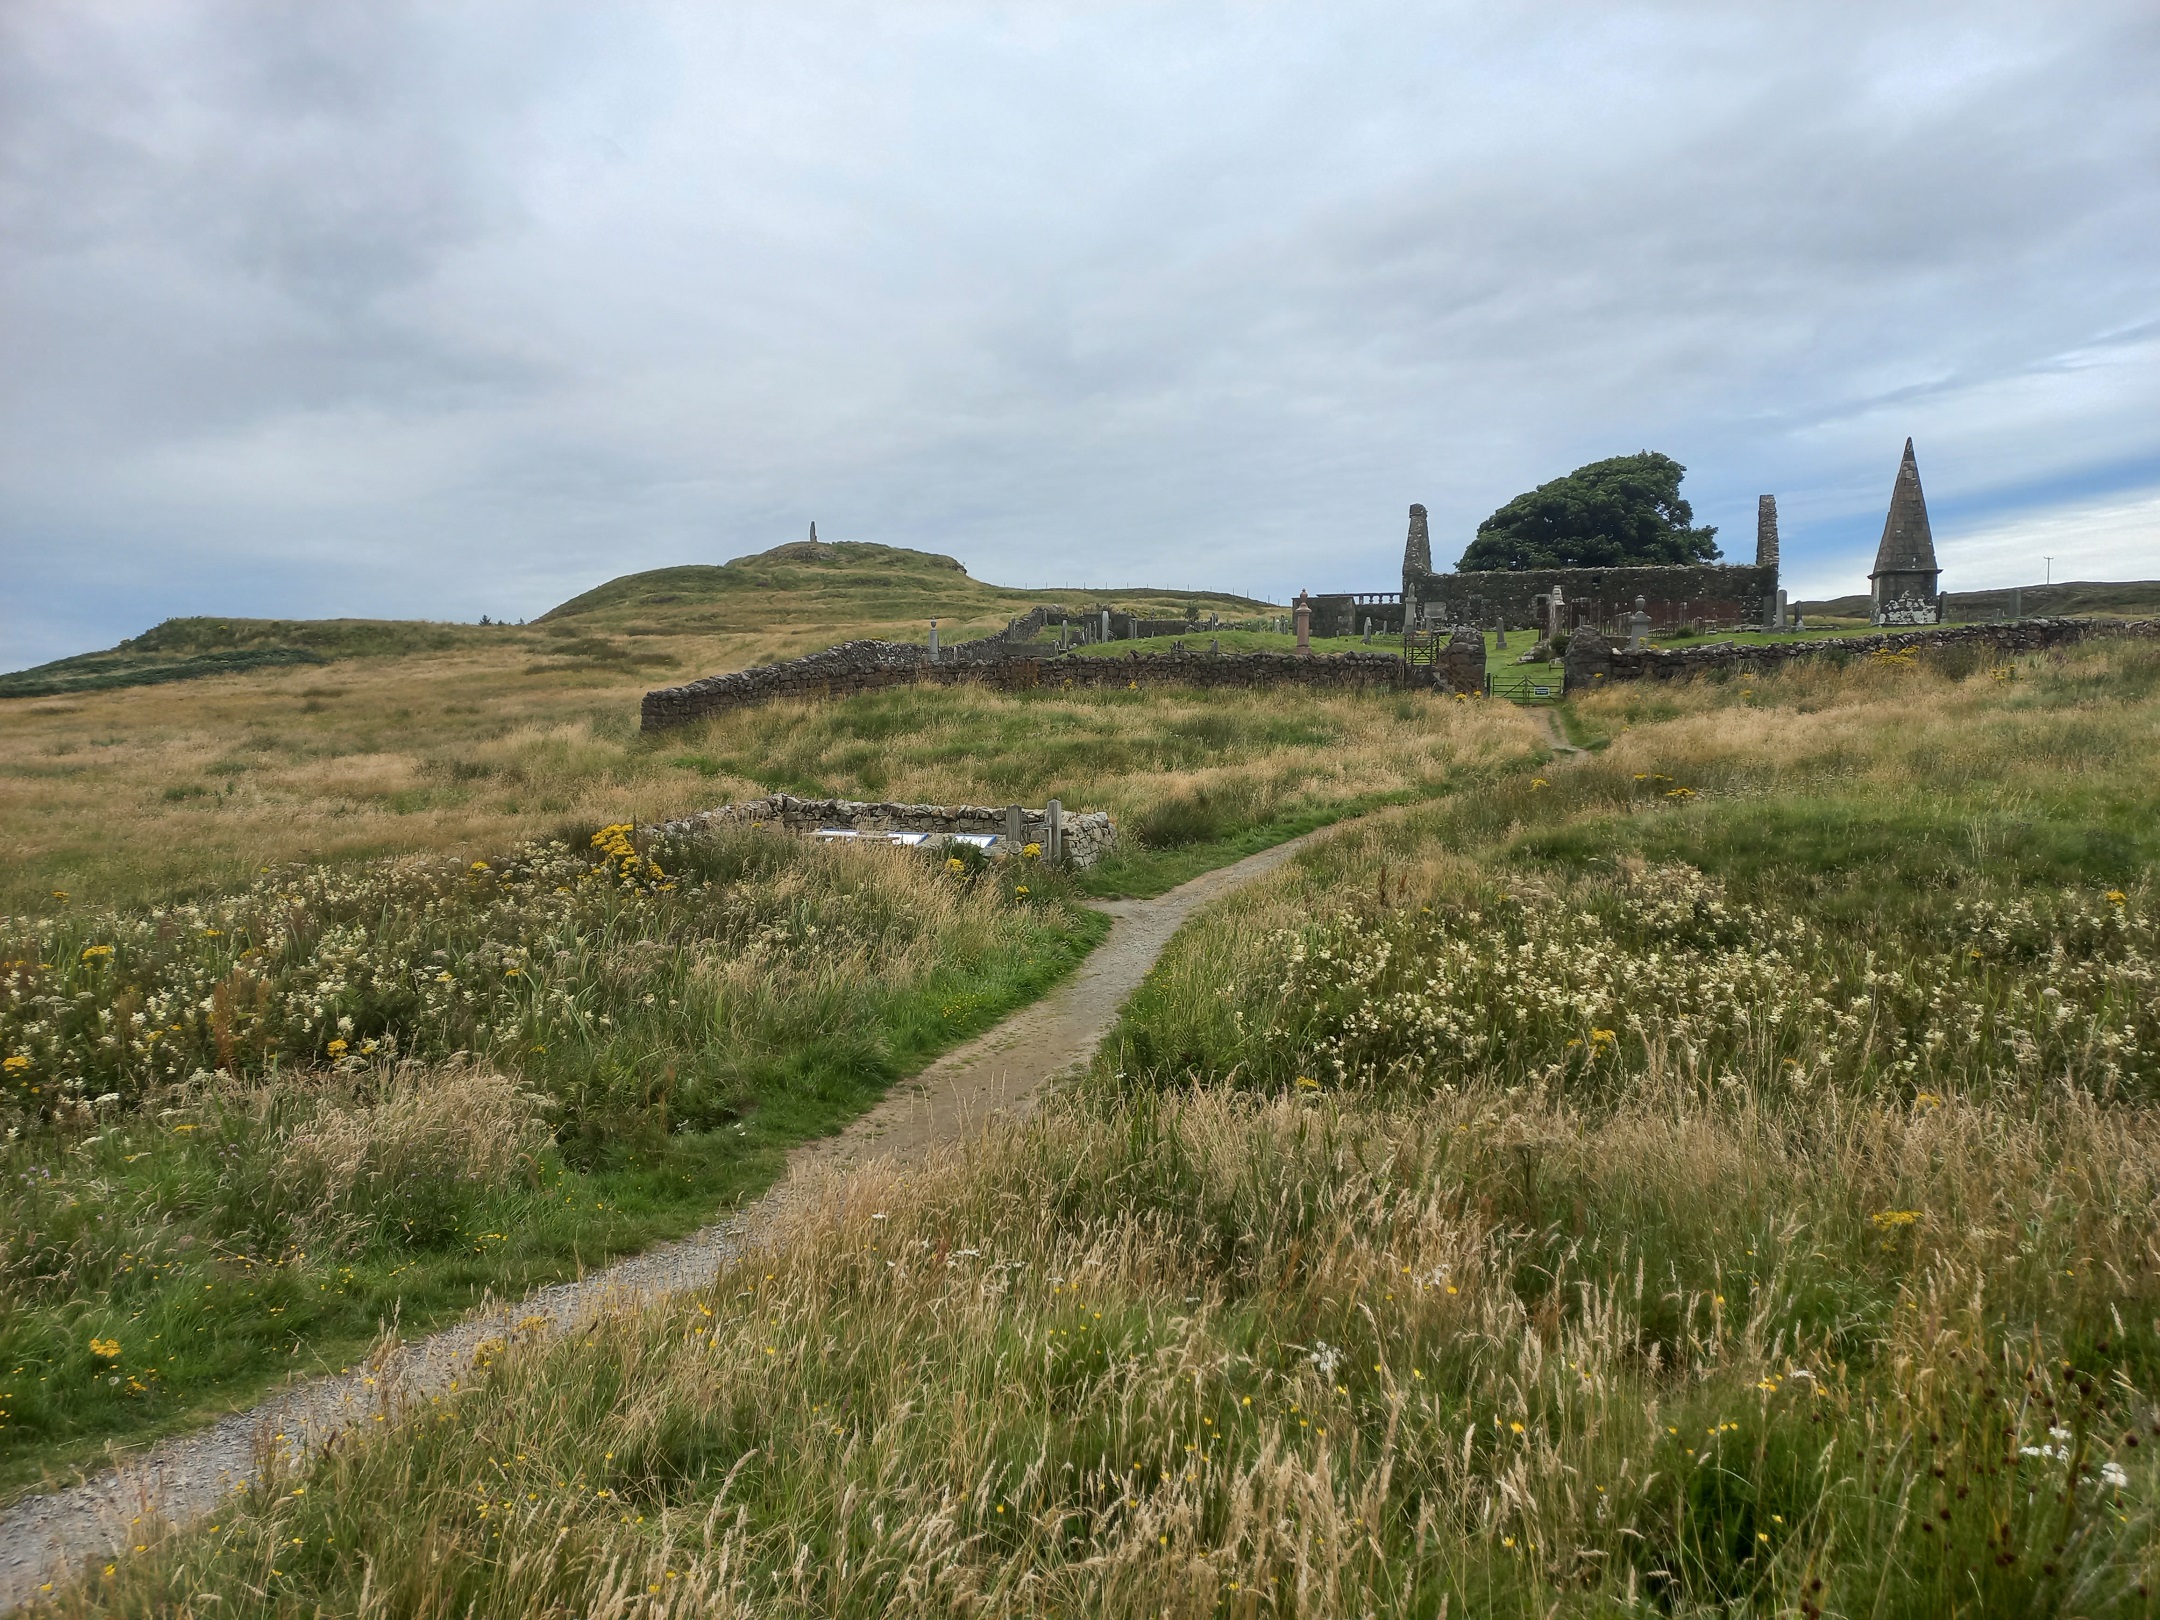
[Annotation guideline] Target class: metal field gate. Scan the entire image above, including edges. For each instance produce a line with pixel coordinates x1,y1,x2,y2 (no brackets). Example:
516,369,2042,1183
1484,668,1567,702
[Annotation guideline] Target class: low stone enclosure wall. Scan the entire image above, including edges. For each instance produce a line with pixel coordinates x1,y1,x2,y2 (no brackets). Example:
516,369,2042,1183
647,794,1117,868
641,616,2160,732
642,645,1422,730
1562,616,2157,686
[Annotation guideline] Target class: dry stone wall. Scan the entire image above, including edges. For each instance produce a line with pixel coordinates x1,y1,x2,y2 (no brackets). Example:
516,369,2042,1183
644,645,1432,730
1564,616,2153,686
649,794,1117,869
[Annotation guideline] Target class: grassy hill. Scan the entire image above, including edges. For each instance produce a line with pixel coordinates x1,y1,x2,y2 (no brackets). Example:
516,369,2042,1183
0,542,1288,914
1793,577,2160,621
2,544,1271,702
542,540,1264,637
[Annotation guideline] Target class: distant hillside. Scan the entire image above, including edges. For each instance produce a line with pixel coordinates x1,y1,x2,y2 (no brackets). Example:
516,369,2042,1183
0,618,516,699
1792,579,2160,621
3,544,1276,698
540,540,1269,634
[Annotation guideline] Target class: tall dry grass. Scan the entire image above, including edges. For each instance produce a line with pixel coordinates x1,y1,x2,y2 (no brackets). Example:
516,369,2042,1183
0,640,1538,913
54,637,2160,1616
67,1076,2160,1617
277,1065,552,1251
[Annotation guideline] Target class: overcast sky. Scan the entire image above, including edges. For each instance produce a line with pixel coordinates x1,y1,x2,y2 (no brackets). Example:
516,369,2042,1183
4,2,2156,668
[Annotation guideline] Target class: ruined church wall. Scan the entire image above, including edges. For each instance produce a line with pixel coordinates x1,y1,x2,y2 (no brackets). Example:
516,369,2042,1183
1408,562,1779,626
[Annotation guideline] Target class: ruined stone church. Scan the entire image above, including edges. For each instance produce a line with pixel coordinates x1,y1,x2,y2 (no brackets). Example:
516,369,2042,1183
1379,500,1783,638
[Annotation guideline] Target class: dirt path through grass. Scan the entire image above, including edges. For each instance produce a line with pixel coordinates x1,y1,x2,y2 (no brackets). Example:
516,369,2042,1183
0,824,1347,1608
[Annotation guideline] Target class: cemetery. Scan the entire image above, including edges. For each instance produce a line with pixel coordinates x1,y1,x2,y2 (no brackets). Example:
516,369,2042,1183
644,439,2157,729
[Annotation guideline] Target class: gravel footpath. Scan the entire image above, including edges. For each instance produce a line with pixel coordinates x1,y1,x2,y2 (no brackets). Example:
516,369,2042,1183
0,828,1331,1608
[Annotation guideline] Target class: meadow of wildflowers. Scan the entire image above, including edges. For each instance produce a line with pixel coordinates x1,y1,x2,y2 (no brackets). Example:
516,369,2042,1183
36,636,2160,1618
0,822,1098,1489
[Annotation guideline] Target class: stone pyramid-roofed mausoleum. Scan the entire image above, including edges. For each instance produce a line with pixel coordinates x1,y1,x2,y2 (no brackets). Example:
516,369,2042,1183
1868,438,1943,625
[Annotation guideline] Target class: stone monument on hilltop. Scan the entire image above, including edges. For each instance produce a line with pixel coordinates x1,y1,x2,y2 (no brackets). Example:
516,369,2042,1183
1869,439,1943,626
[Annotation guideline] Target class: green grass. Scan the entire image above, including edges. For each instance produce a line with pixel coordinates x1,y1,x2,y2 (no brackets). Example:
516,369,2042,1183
40,635,2160,1617
0,826,1105,1497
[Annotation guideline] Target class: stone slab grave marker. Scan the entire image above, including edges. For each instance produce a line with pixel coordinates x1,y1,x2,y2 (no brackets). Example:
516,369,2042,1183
1004,804,1024,853
928,617,939,656
1046,798,1064,864
1293,590,1312,656
1495,622,1508,650
1546,585,1567,642
1626,595,1651,650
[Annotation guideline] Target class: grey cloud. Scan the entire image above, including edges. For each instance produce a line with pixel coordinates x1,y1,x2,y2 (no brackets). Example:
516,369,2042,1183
3,0,2157,666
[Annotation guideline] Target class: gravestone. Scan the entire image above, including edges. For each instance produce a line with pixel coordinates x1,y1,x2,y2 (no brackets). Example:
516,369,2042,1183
1546,586,1568,641
1046,798,1064,864
1210,637,1220,653
1004,804,1024,850
1293,591,1313,656
928,618,939,656
1494,623,1508,650
1362,619,1373,643
1626,595,1651,651
1101,608,1111,642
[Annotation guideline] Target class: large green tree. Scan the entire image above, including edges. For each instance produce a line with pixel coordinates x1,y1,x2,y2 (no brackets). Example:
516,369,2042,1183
1455,451,1719,571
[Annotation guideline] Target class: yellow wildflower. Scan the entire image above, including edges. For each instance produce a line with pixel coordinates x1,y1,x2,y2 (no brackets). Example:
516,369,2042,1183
89,1338,121,1360
81,944,114,960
